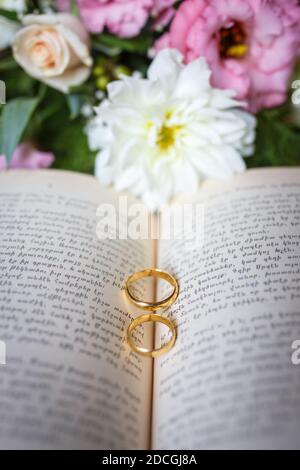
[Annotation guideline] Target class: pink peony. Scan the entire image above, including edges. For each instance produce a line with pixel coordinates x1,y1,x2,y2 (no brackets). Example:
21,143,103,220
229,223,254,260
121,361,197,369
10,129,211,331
57,0,175,36
151,0,176,31
154,0,300,113
0,142,55,170
77,0,153,37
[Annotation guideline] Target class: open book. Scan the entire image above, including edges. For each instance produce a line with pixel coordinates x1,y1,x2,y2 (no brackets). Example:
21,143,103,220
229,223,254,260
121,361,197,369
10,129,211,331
0,168,300,450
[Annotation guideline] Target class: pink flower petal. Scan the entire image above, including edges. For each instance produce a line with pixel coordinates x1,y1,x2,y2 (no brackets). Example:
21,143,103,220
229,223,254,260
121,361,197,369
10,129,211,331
77,0,153,38
0,142,55,171
154,0,300,112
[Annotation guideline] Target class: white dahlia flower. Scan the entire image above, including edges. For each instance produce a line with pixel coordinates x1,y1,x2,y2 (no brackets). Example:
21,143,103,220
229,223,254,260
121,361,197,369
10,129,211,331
88,49,256,211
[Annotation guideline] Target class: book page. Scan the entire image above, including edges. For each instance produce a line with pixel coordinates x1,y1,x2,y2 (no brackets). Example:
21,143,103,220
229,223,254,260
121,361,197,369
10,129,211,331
153,168,300,450
0,170,153,450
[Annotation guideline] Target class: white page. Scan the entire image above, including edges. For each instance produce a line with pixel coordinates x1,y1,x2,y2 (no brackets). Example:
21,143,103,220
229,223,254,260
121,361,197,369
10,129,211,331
153,169,300,450
0,170,153,450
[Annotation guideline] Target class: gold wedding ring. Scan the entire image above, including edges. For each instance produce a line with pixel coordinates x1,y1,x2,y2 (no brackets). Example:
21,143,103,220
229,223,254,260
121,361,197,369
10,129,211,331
125,268,179,311
127,313,177,358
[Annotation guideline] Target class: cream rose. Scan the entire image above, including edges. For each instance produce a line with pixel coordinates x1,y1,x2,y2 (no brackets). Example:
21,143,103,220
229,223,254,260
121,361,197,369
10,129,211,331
13,14,92,93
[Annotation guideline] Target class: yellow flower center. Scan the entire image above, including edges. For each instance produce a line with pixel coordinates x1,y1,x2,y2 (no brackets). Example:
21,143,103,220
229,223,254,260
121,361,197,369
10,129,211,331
156,124,183,151
219,22,248,59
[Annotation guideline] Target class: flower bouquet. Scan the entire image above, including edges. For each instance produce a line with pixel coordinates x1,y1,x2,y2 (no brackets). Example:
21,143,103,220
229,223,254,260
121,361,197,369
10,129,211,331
1,0,300,208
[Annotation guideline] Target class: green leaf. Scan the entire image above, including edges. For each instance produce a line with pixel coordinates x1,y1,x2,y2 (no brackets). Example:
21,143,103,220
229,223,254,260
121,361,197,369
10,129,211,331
37,98,95,174
94,33,152,55
0,97,39,163
0,57,18,72
70,0,80,16
66,94,85,120
50,120,96,173
0,8,18,21
247,108,300,168
1,65,36,98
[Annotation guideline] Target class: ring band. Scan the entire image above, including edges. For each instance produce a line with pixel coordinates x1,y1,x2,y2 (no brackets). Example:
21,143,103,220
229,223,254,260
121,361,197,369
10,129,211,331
127,313,176,358
125,269,179,311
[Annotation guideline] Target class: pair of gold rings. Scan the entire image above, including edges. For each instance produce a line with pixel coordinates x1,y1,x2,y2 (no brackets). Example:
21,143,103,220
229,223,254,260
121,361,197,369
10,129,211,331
125,269,179,358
